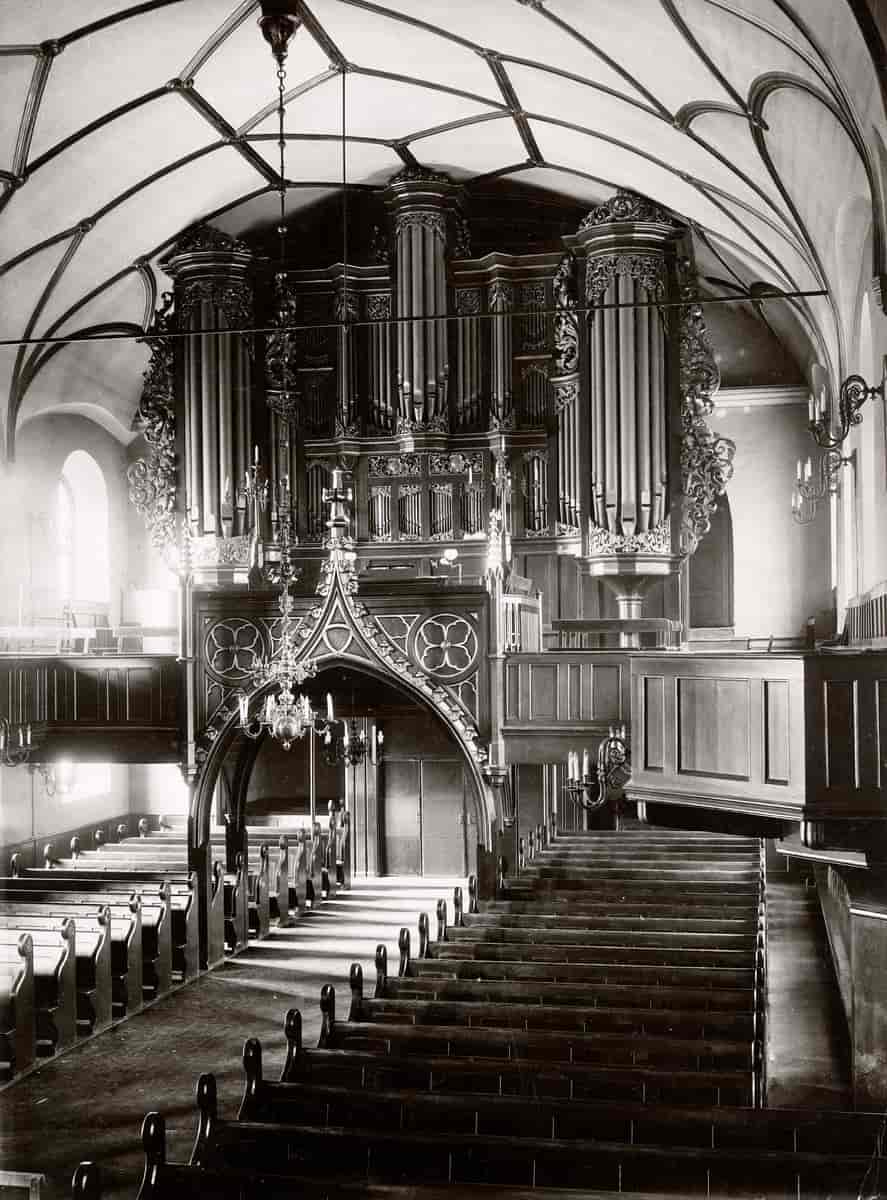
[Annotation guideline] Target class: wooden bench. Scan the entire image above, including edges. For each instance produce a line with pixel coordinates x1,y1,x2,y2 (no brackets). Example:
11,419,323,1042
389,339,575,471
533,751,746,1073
7,872,175,999
0,932,34,1081
0,890,142,1016
0,918,75,1056
24,853,211,978
0,908,112,1035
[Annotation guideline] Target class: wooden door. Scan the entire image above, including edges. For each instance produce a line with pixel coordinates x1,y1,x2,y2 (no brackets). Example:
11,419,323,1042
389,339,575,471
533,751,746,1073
382,760,421,874
420,759,466,876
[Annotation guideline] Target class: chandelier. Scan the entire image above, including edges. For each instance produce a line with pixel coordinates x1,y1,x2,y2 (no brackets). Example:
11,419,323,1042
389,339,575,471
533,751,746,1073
237,535,332,750
260,8,301,423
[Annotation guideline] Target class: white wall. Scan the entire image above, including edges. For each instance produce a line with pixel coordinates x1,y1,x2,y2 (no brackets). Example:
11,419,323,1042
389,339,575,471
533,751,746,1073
0,762,130,848
709,401,833,639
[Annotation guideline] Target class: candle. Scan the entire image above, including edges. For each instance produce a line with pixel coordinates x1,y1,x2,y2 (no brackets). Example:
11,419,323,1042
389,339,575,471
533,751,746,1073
254,444,260,465
239,694,248,724
796,458,803,483
26,724,31,747
343,723,350,747
331,468,342,490
804,457,812,482
326,693,334,721
223,476,231,502
582,749,590,779
468,466,474,486
808,392,814,422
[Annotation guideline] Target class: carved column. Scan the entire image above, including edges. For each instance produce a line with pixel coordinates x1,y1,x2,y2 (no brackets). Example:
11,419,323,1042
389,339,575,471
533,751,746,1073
364,291,394,433
454,288,482,430
162,227,256,542
488,278,514,430
573,192,683,638
334,283,359,437
551,252,580,536
386,167,463,433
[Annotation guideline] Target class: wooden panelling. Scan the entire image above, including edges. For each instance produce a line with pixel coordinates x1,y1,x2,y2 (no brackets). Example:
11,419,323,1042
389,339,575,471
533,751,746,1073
764,679,791,785
677,677,751,781
824,680,856,789
125,667,157,723
74,668,103,723
506,663,520,719
643,675,665,772
528,663,558,721
591,664,621,721
878,681,887,790
567,663,581,720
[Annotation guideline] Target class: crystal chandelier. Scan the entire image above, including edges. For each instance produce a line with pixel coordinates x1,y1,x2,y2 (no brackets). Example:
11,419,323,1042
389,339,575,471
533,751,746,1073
237,536,331,750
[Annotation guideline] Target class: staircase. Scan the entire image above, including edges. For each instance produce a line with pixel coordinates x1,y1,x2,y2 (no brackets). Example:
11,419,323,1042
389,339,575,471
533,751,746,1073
116,826,884,1200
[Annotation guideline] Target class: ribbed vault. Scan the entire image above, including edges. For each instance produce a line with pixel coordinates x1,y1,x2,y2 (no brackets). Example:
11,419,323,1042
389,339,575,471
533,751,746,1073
0,0,884,456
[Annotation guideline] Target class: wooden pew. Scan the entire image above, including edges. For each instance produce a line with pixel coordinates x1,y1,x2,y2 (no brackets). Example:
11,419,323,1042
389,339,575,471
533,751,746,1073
0,907,112,1035
7,871,173,1000
0,932,34,1081
223,852,248,954
26,850,211,979
0,890,141,1017
0,918,75,1056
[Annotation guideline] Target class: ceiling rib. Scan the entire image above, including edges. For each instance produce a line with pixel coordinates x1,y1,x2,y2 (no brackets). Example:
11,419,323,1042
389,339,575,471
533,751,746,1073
518,5,673,122
179,0,258,81
499,54,663,120
482,53,542,165
56,0,186,50
239,68,340,134
295,1,349,69
336,0,484,54
12,42,59,178
25,87,171,177
405,111,514,149
174,82,278,184
659,0,747,112
349,66,507,114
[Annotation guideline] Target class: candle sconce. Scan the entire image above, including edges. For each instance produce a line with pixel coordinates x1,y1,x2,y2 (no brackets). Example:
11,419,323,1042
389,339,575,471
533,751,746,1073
791,449,850,525
809,373,885,450
564,725,630,812
320,718,384,769
0,716,34,767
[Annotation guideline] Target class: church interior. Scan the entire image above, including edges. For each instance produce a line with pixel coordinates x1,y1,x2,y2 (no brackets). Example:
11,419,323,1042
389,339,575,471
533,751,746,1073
1,1,886,1196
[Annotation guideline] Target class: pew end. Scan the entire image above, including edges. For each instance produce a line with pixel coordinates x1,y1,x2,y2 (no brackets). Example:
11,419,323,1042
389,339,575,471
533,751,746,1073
374,943,387,998
319,984,335,1047
348,961,363,1020
138,1111,166,1200
191,1073,218,1166
72,1162,101,1200
398,927,410,977
281,1008,302,1080
239,1036,262,1119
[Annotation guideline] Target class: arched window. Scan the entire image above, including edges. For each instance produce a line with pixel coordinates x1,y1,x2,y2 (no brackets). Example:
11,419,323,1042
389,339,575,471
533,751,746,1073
56,451,109,607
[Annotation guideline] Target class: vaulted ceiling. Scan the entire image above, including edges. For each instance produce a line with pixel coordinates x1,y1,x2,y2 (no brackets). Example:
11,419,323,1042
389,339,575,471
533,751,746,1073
1,1,884,456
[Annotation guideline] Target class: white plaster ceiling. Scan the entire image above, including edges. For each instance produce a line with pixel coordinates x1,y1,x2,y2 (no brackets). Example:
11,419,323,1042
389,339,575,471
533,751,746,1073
0,0,884,455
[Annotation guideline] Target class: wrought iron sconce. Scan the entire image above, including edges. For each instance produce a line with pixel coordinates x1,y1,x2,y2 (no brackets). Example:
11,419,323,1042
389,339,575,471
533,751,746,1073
564,725,629,812
29,760,75,798
809,373,885,449
0,716,33,767
320,718,384,769
791,449,850,525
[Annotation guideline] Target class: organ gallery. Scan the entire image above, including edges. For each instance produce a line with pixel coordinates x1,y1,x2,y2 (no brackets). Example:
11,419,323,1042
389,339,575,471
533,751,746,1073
0,2,886,1196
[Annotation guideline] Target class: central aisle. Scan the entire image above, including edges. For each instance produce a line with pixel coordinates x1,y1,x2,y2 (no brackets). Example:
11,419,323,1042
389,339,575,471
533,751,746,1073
0,877,462,1200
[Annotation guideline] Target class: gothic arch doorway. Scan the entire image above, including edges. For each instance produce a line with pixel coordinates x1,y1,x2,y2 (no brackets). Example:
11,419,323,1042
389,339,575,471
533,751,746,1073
191,655,493,870
690,494,734,631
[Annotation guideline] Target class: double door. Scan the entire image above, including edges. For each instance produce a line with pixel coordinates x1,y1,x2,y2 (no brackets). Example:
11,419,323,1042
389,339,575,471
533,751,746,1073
382,757,470,876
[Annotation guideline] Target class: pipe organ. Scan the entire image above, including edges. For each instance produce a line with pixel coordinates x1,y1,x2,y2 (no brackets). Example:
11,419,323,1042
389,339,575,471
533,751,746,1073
132,176,730,624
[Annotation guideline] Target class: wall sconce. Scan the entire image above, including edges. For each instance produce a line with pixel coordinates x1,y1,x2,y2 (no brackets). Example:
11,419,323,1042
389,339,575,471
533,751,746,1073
809,373,885,449
564,726,629,812
29,759,75,798
791,449,849,525
0,716,33,767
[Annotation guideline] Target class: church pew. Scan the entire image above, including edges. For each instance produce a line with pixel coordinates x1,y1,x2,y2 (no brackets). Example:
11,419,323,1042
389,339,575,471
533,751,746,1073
24,858,210,979
0,932,34,1080
134,829,281,934
182,1068,872,1198
350,959,755,1041
316,982,754,1075
7,873,175,997
0,892,142,1016
0,919,75,1055
0,909,112,1035
89,838,246,958
244,1034,882,1158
